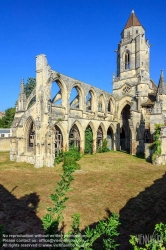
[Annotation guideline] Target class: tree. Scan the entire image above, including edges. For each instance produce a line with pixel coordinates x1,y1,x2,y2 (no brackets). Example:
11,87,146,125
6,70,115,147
0,108,16,128
24,78,36,98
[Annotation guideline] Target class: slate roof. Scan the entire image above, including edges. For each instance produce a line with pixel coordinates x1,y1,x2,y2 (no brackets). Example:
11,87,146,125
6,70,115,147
150,79,157,91
0,129,10,133
158,70,166,95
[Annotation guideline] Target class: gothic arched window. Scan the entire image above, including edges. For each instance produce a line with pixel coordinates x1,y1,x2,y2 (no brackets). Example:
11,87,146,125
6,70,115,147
70,86,80,109
86,91,92,111
98,95,105,112
125,51,130,70
96,126,103,150
54,125,63,156
69,124,80,149
108,99,113,113
51,81,62,106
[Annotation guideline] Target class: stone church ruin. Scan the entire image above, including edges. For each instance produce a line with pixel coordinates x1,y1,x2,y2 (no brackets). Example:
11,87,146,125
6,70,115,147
10,11,166,167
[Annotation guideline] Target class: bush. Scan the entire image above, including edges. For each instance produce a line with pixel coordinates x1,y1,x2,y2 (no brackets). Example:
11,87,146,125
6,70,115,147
43,161,120,250
63,154,80,172
64,147,81,161
150,124,163,162
54,147,81,166
84,126,93,154
130,222,166,249
98,139,110,153
54,152,64,165
102,139,110,152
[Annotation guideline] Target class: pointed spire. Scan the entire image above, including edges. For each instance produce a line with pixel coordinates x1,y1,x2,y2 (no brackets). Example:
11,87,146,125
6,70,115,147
158,70,166,94
20,78,24,94
124,10,142,29
161,69,164,79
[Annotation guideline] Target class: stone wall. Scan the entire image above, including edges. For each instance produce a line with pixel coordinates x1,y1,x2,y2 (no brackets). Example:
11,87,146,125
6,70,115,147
155,126,166,165
144,143,152,162
0,138,10,151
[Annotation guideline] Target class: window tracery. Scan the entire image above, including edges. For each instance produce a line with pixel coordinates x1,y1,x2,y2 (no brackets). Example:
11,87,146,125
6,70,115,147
54,125,63,156
144,129,152,143
69,124,80,149
123,85,131,94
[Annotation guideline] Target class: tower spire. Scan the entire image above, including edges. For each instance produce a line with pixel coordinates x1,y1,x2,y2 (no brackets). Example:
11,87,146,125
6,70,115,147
158,70,166,94
124,10,142,29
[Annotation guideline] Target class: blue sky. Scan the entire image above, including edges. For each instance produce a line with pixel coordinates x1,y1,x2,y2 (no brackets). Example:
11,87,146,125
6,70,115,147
1,0,166,111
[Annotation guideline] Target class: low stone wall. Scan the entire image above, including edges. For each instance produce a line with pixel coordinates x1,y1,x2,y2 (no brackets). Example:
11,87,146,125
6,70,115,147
0,138,10,151
155,126,166,165
155,154,166,165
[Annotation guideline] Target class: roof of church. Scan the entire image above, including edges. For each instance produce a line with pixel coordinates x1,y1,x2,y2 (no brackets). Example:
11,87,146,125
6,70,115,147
141,93,156,107
124,10,142,29
158,70,166,94
150,79,157,91
0,129,10,133
141,99,154,107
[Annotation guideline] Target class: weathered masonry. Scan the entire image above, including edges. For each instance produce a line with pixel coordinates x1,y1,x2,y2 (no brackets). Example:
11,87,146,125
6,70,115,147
11,10,166,167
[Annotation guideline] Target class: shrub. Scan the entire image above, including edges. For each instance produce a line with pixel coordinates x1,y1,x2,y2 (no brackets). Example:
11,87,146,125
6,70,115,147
64,147,81,161
150,124,163,162
63,154,80,172
98,139,110,153
42,163,120,249
101,138,110,152
129,222,166,249
84,127,93,154
54,147,81,166
54,152,64,165
42,168,75,236
64,212,120,249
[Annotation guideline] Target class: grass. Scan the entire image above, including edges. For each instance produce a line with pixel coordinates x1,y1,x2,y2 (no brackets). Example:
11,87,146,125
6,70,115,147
1,151,166,248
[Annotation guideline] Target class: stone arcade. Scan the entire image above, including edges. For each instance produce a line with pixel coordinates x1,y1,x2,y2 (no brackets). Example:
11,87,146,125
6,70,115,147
10,11,166,167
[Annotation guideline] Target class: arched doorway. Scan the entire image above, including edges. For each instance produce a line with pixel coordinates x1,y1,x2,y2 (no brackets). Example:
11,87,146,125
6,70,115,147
96,126,103,150
69,124,80,149
120,104,131,152
84,125,93,154
107,126,114,150
25,117,35,152
28,122,35,150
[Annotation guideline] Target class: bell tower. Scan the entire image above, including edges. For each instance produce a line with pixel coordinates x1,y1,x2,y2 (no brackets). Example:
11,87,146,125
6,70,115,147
116,10,150,81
